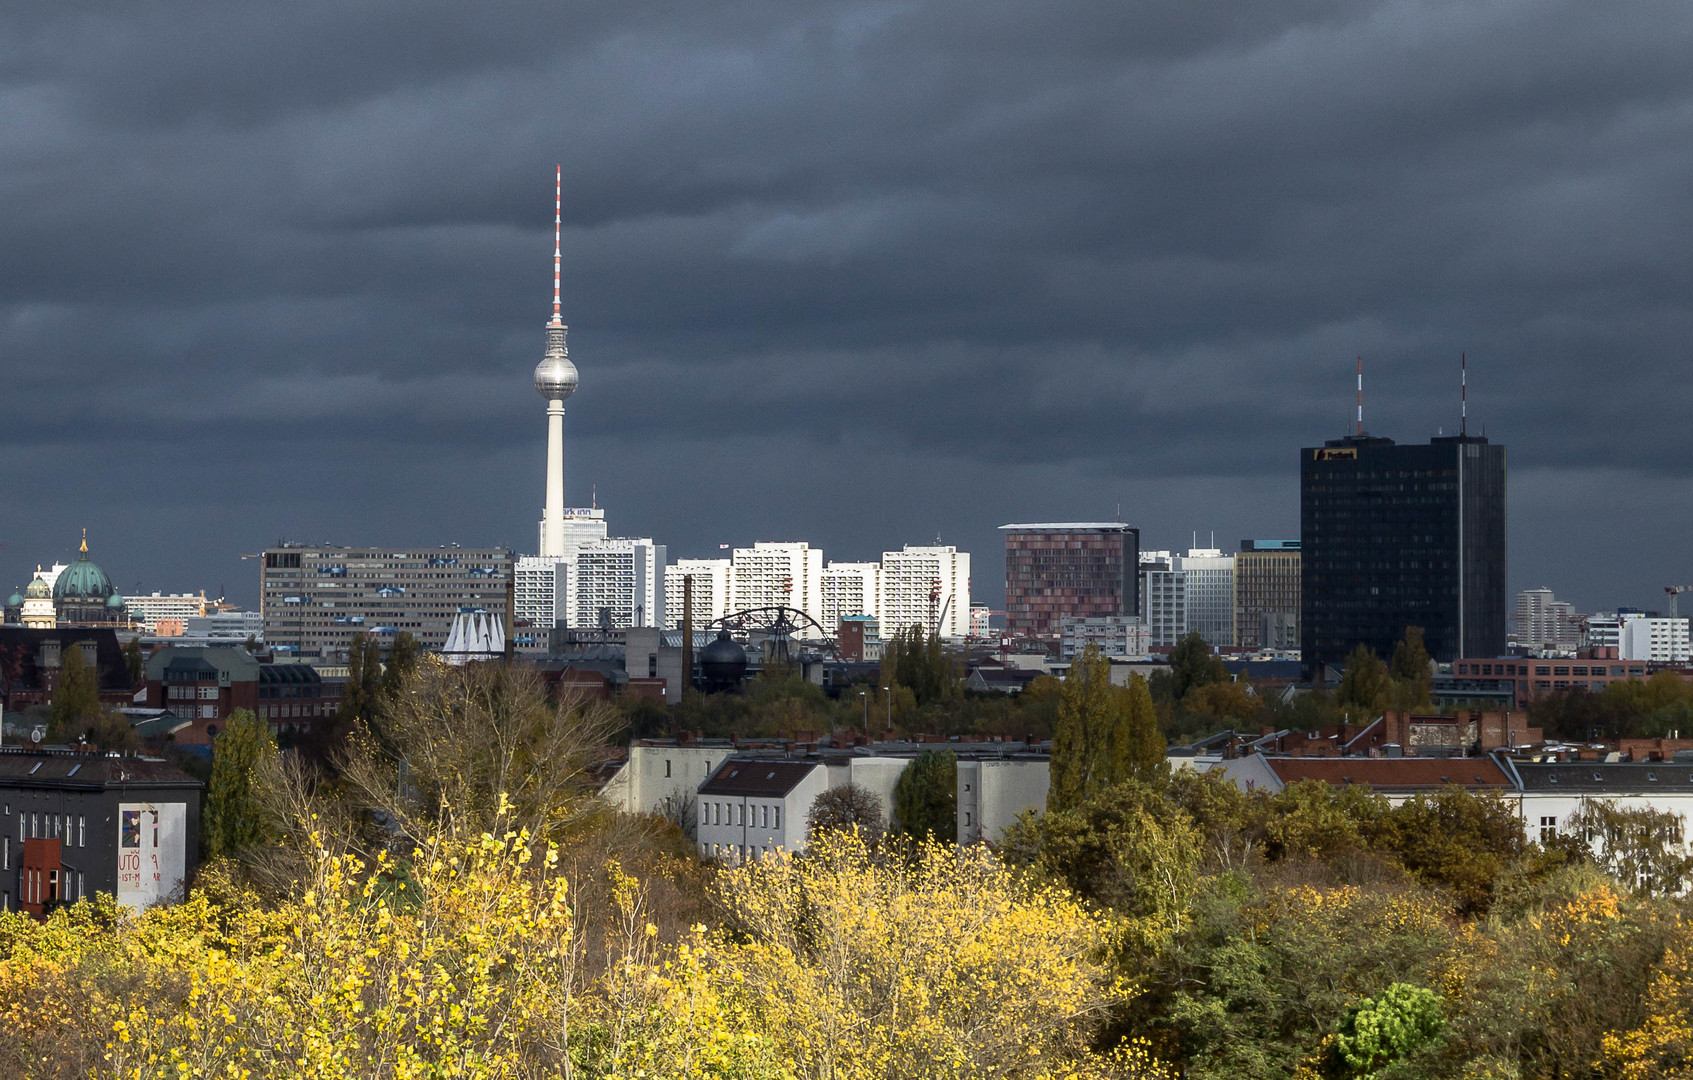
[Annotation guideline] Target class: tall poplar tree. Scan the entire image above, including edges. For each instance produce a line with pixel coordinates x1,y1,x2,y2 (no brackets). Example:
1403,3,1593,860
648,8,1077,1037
203,708,277,861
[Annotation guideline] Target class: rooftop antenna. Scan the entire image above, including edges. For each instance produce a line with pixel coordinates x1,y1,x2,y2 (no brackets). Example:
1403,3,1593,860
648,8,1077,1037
1460,352,1467,436
550,166,563,328
1356,357,1363,436
591,483,596,510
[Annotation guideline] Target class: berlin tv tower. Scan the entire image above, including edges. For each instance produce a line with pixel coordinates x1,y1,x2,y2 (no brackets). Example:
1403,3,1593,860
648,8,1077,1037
533,166,580,558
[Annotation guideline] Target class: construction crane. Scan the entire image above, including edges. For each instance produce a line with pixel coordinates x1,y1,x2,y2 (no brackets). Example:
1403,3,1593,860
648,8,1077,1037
1667,585,1693,618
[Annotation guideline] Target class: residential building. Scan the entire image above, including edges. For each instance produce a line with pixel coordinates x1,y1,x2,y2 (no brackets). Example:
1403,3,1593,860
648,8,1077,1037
0,628,134,713
144,646,342,744
955,757,1050,845
1000,523,1139,640
1301,432,1506,674
879,546,970,639
0,749,202,913
599,741,738,827
819,562,880,631
1586,614,1627,653
1516,588,1582,655
1620,617,1691,664
571,539,666,629
696,760,825,862
259,545,515,657
837,616,881,662
513,556,570,651
969,604,994,637
1235,540,1301,650
729,542,824,625
665,559,732,631
1059,616,1150,660
1141,555,1186,649
123,592,212,634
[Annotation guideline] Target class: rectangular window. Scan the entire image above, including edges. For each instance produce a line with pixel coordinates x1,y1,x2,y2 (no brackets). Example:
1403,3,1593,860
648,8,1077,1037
1539,815,1557,844
16,815,22,844
2,837,8,870
30,814,38,839
664,759,672,778
198,686,218,700
78,816,85,848
773,807,781,830
77,872,84,901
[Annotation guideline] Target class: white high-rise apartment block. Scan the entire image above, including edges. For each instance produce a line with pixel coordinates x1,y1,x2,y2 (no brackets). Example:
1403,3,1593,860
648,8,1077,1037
514,556,571,648
1585,614,1625,653
880,546,970,639
664,559,732,630
572,539,666,629
1516,587,1581,655
1619,617,1691,664
730,543,824,624
820,562,880,631
1174,548,1235,648
124,592,212,633
1142,565,1186,648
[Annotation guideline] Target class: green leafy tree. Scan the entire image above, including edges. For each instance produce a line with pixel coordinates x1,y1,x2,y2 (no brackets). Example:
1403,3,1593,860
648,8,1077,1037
1169,632,1228,702
1389,627,1432,710
893,748,956,843
379,631,420,701
1336,644,1393,718
1376,787,1526,914
121,637,144,685
1118,673,1166,783
203,708,278,861
1323,982,1445,1079
1051,648,1164,811
880,625,957,706
48,645,104,742
1003,780,1199,939
1564,798,1693,897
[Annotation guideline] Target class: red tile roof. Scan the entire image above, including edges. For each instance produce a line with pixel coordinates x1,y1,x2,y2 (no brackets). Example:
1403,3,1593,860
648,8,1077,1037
1266,756,1510,791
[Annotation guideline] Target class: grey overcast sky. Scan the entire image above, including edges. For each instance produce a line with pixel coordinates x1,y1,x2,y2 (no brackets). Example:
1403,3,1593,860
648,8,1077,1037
2,1,1691,612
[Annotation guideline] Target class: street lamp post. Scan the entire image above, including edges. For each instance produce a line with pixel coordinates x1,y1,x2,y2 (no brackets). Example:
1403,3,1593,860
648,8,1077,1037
858,688,868,739
882,685,892,733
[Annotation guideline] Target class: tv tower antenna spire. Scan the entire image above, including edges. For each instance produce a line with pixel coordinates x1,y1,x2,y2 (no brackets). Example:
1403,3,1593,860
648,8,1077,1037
550,165,563,328
1460,352,1467,436
1356,357,1363,436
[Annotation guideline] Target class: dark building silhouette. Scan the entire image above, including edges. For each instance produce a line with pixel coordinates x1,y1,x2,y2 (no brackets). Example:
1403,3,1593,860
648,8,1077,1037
1301,433,1505,675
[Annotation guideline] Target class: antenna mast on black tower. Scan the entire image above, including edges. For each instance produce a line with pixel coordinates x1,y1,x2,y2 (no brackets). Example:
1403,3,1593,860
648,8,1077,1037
1356,357,1363,436
1461,352,1467,436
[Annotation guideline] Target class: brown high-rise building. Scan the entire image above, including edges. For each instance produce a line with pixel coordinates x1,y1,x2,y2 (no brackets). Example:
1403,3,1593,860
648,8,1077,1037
1235,540,1301,650
1000,523,1139,641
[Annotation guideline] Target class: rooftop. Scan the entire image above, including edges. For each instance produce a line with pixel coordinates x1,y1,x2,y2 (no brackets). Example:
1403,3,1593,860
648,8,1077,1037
1266,756,1512,791
699,759,821,798
999,522,1136,532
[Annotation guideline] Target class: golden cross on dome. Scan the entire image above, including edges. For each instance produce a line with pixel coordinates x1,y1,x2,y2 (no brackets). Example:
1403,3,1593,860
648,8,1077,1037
80,528,88,554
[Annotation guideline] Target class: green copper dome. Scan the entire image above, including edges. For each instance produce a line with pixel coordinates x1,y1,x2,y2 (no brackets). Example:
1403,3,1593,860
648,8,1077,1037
6,590,22,608
107,593,126,608
53,535,116,602
24,575,51,600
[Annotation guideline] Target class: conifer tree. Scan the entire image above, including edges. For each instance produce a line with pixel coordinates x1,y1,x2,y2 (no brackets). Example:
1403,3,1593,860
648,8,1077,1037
48,644,103,742
893,748,957,843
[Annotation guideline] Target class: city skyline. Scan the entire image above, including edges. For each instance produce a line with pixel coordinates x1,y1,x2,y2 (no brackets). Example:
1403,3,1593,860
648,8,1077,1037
4,2,1692,615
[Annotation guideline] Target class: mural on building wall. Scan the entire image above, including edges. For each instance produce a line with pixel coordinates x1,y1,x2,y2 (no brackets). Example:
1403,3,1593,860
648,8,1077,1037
117,801,187,910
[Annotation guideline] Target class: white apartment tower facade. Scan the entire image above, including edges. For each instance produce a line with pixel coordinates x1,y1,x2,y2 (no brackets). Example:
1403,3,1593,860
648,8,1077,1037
1516,588,1582,656
572,539,666,629
730,543,824,624
664,558,732,631
820,562,880,631
880,545,970,639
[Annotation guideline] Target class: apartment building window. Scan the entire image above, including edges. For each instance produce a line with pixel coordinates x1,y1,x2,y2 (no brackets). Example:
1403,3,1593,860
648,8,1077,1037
2,837,8,870
1539,816,1558,844
773,807,781,830
664,760,672,778
78,816,85,847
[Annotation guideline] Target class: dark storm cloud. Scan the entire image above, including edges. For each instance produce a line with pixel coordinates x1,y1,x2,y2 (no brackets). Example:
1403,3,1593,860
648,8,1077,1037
3,0,1692,611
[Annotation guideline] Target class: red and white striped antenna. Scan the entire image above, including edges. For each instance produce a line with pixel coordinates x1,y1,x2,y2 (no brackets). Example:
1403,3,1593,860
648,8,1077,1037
1355,356,1363,436
550,165,563,327
1460,352,1467,436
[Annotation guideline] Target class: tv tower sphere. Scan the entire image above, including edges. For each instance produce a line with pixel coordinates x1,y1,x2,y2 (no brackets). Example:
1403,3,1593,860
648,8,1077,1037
534,328,578,400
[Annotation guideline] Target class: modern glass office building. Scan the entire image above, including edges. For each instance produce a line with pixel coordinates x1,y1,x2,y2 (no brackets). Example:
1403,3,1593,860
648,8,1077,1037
1301,434,1505,675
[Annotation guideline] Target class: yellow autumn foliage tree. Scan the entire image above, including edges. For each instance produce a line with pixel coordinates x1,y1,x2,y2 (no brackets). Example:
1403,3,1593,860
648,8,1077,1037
0,804,1173,1080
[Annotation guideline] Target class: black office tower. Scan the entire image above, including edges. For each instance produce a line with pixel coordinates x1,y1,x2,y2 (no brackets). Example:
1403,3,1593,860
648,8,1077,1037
1301,433,1505,676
